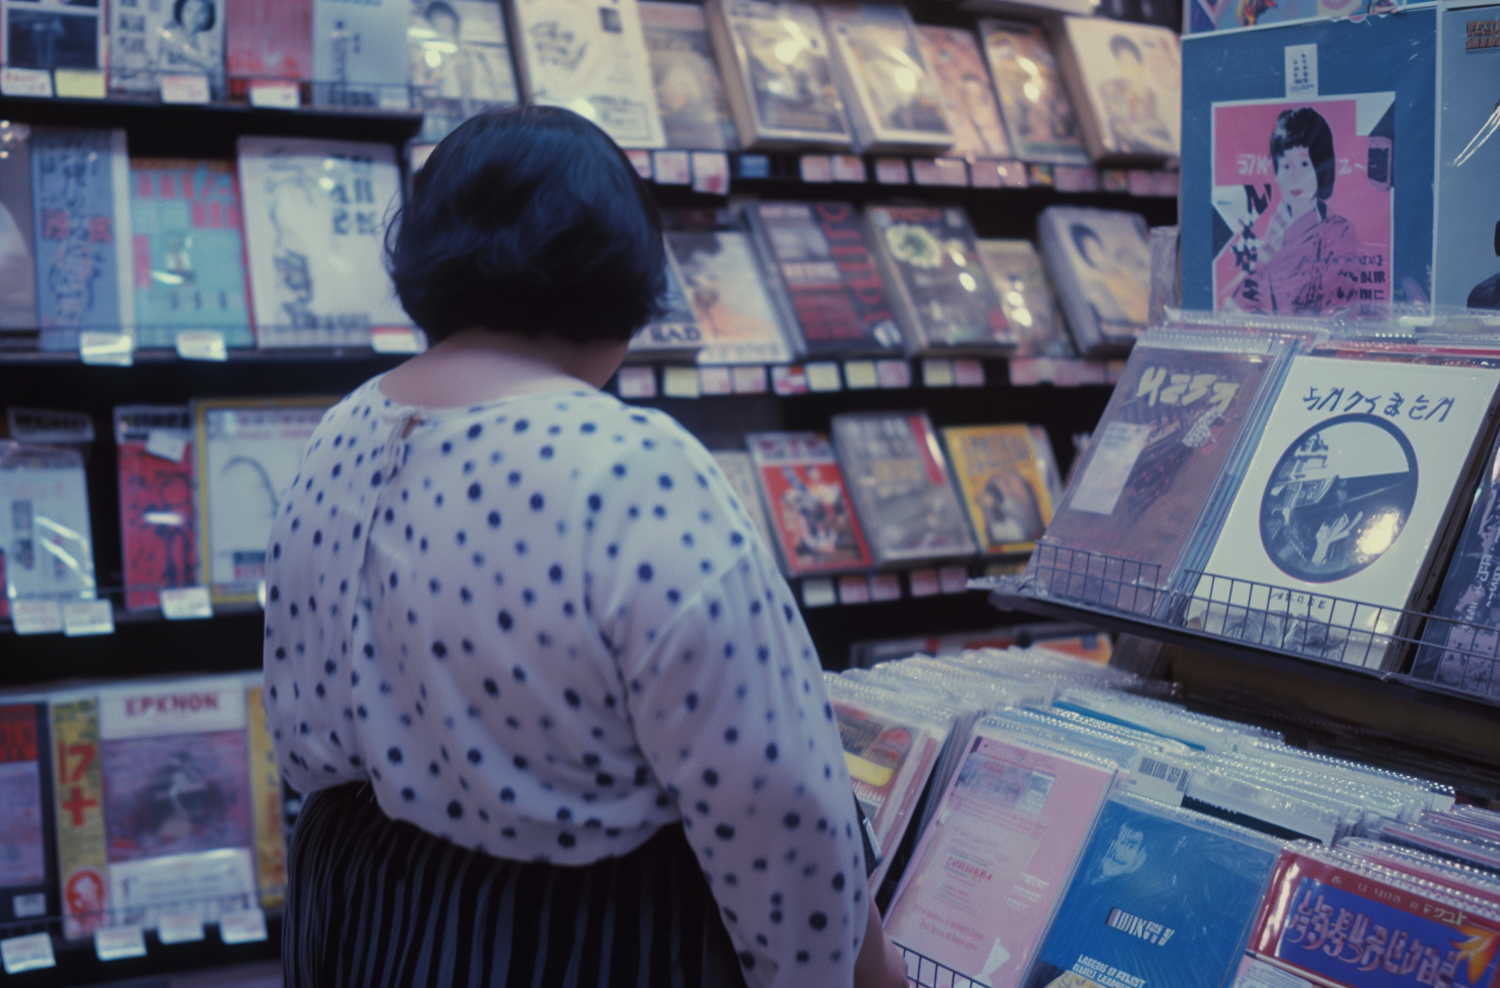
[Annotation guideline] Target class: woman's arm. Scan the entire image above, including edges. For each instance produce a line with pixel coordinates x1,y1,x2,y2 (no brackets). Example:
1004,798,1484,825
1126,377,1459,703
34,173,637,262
855,899,910,988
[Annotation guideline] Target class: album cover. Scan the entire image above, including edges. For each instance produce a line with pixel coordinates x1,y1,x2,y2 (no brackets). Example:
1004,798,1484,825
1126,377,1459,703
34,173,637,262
312,0,410,108
746,432,872,575
1022,796,1282,988
109,0,226,98
916,26,1012,161
976,239,1074,359
1041,340,1278,613
943,424,1056,556
0,702,54,927
509,0,665,149
705,0,853,150
116,406,198,613
711,450,777,560
129,159,254,350
1179,12,1437,312
193,397,336,604
640,1,738,150
0,123,37,350
1038,206,1151,355
226,0,312,88
51,693,106,939
978,20,1090,166
409,0,519,142
1185,0,1397,34
821,2,954,154
4,0,102,71
626,244,704,361
745,201,906,358
0,446,96,602
1436,4,1500,312
243,678,286,909
831,411,978,566
665,229,794,365
1054,17,1180,164
866,205,1013,355
1187,355,1500,669
237,135,410,348
31,128,133,353
885,733,1119,988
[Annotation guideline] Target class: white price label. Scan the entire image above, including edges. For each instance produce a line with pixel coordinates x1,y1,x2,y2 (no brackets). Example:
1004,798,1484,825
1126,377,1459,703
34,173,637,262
939,566,970,594
831,155,867,183
371,327,423,354
159,73,210,104
801,578,836,608
0,68,52,97
697,366,732,395
157,911,206,944
63,600,114,637
875,360,911,389
805,362,841,392
10,599,63,636
921,359,955,388
652,150,691,185
953,359,985,387
0,933,55,974
836,575,870,605
730,366,767,394
175,329,227,361
53,68,105,99
911,158,967,187
842,360,877,389
80,331,133,366
908,568,939,597
798,155,833,183
1285,43,1319,98
625,149,653,180
218,908,268,944
160,586,213,621
248,81,299,108
689,151,729,194
874,158,909,185
869,573,902,601
145,429,188,462
12,893,45,918
94,925,147,961
616,366,657,399
661,366,700,398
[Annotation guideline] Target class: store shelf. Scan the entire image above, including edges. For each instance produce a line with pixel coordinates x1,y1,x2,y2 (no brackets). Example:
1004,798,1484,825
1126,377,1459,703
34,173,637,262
0,915,279,988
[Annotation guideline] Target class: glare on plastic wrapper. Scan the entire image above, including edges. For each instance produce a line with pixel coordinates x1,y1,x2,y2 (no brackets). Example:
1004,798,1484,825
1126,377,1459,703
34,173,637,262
246,686,286,910
51,699,109,941
1211,95,1394,317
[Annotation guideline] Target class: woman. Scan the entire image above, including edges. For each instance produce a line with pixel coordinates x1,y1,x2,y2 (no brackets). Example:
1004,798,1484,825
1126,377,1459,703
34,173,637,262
263,106,907,988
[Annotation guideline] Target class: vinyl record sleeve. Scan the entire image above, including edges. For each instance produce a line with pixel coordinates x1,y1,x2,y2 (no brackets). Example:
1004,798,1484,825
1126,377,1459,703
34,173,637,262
0,123,37,349
866,205,1013,355
978,20,1090,166
1042,339,1278,610
31,128,134,353
226,0,312,85
1435,3,1500,312
746,432,873,575
1039,206,1151,355
194,397,336,604
1054,17,1180,164
665,229,794,365
1022,796,1282,988
237,135,409,348
821,2,954,154
885,732,1119,988
943,424,1055,557
3,0,103,72
916,26,1013,161
1187,355,1500,668
0,445,96,602
129,159,254,350
243,676,287,909
745,200,905,358
51,693,106,940
408,0,519,142
640,1,738,151
109,0,226,98
976,239,1074,359
705,0,853,150
0,702,55,928
509,0,665,149
710,450,778,559
626,243,704,360
832,411,978,566
312,0,411,108
116,406,199,612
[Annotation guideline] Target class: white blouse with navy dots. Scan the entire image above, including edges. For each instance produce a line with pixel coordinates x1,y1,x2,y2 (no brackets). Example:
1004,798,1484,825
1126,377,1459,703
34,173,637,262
263,376,866,988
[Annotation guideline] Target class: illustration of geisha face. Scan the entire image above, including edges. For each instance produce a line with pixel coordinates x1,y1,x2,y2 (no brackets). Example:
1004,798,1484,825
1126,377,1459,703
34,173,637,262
1091,822,1147,883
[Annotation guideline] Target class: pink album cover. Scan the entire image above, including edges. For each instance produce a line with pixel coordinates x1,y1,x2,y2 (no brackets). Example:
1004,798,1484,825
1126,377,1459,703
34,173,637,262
101,729,252,864
884,733,1117,988
1211,94,1394,317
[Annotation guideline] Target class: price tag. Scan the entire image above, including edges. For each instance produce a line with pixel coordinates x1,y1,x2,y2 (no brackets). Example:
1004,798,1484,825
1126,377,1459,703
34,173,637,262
0,933,55,974
625,149,653,181
0,68,52,97
842,360,877,389
10,599,63,636
797,155,832,183
1100,169,1130,193
7,407,94,443
661,365,700,398
908,568,939,598
921,358,955,388
730,366,767,394
53,68,105,99
160,586,213,621
737,154,771,180
12,893,45,918
801,578,836,608
831,155,866,182
874,158,910,185
939,566,971,594
995,160,1028,188
953,359,985,387
1053,165,1098,193
1152,171,1179,197
1009,358,1047,386
770,366,808,395
690,152,729,194
80,331,133,366
1026,163,1055,187
145,429,188,462
616,366,657,399
175,329,227,361
652,150,690,185
248,81,300,108
875,360,910,389
218,908,268,945
969,159,1002,188
911,158,967,187
1127,169,1155,197
1284,43,1319,99
804,362,841,392
94,925,147,961
371,326,423,354
697,366,732,395
63,600,114,637
157,911,206,944
869,573,902,602
159,73,210,104
836,575,870,605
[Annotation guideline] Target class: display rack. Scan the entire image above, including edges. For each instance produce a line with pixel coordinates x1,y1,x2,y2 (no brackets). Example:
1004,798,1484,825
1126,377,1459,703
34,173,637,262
897,942,983,988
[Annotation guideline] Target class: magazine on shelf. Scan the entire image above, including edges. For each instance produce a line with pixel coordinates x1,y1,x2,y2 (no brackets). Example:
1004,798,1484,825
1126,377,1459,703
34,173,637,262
640,1,739,151
311,0,410,108
746,432,873,576
3,0,103,73
0,444,96,604
242,673,287,909
744,201,906,358
943,424,1056,557
237,135,410,349
0,122,36,352
976,239,1074,359
978,20,1090,166
916,26,1013,161
1435,3,1500,312
626,244,705,361
705,0,853,150
821,2,954,154
109,0,226,98
711,450,778,558
226,0,312,88
116,406,199,613
129,159,255,350
832,411,978,566
664,228,795,365
509,0,665,149
408,0,519,142
0,701,55,929
1052,17,1180,165
1038,206,1152,356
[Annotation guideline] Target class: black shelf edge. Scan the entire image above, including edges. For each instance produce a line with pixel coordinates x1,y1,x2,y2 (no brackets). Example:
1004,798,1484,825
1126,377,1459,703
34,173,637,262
987,589,1500,721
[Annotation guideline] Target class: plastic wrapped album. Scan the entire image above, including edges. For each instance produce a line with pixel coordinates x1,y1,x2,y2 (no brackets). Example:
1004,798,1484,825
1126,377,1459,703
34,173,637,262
746,431,872,576
1038,206,1152,356
1052,17,1180,165
978,20,1090,166
916,26,1013,161
311,0,410,108
0,443,96,604
821,3,954,154
109,0,226,98
665,228,795,365
640,1,738,150
408,0,519,142
975,239,1074,358
943,424,1057,557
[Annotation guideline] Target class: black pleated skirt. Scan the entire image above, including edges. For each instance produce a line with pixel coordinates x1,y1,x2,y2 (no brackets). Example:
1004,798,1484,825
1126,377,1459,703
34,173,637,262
284,783,750,988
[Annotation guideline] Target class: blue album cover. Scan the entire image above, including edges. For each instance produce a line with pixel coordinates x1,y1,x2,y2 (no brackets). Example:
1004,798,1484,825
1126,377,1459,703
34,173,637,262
1434,3,1500,310
1180,9,1437,314
1022,796,1282,988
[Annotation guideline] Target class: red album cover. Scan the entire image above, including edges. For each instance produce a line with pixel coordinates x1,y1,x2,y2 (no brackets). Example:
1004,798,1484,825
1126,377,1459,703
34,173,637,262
747,432,873,576
115,407,198,612
226,0,313,87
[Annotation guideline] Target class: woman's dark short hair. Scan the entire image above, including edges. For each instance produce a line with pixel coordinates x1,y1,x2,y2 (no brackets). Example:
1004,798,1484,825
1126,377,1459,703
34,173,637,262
1270,107,1337,202
388,105,666,344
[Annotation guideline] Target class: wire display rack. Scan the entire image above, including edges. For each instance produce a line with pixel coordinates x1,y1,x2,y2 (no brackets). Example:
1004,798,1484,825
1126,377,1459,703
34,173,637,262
895,942,983,988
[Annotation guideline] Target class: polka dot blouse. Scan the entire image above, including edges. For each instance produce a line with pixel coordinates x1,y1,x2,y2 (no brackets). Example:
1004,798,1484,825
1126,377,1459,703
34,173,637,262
263,377,866,988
